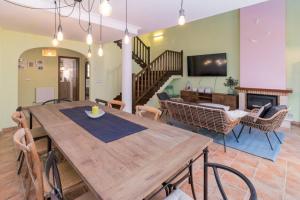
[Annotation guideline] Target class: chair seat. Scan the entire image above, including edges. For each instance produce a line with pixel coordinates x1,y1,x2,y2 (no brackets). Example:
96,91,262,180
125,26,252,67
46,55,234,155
58,161,83,192
43,160,83,197
74,192,97,200
164,189,193,200
31,127,47,138
35,138,48,155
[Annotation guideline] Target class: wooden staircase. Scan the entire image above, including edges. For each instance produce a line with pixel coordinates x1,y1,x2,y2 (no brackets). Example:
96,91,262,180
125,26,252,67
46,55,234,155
114,37,183,110
114,37,150,68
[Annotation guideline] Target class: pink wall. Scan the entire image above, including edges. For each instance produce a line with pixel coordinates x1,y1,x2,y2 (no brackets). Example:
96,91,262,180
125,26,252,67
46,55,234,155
240,0,286,89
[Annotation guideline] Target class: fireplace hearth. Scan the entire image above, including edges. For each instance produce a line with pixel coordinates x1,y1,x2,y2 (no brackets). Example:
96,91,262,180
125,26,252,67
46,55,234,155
247,94,278,110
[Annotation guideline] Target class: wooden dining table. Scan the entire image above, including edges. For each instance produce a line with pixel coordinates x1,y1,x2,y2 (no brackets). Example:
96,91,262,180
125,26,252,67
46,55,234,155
28,101,212,200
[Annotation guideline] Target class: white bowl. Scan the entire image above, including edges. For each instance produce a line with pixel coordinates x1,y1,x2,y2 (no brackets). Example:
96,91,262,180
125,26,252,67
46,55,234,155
85,110,105,119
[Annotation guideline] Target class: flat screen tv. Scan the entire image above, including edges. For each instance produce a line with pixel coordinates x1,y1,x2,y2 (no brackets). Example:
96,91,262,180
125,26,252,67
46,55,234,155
187,53,227,76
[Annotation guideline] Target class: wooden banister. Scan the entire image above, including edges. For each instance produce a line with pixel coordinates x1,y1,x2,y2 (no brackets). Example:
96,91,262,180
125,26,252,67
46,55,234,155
133,50,183,104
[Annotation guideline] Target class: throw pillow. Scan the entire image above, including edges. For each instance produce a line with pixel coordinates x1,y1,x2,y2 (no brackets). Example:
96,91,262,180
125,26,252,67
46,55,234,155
259,103,272,117
263,105,288,119
157,92,170,100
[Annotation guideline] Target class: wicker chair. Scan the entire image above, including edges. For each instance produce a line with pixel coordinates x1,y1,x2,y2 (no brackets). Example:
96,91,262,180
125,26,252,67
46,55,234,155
165,101,240,152
239,108,288,150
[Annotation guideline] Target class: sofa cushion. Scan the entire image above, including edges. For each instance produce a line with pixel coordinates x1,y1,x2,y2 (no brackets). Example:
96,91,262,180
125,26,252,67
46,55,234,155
259,103,272,117
263,105,287,119
157,92,170,100
199,103,229,111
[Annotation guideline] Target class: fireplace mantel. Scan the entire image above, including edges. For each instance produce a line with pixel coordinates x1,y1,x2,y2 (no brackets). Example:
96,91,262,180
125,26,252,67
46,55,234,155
235,87,293,96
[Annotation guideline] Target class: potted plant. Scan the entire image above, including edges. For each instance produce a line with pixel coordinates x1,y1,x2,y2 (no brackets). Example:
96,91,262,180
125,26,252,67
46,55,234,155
224,76,239,95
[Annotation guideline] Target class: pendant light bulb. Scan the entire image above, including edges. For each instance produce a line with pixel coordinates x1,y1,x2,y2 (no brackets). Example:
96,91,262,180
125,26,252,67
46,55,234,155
124,29,130,44
87,48,92,58
99,0,112,16
86,32,93,45
178,9,186,26
57,25,64,41
98,44,104,57
52,35,59,47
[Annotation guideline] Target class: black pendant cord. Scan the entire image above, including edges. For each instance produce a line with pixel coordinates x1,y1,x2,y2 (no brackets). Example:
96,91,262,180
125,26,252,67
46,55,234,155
80,0,95,12
58,0,62,26
54,1,57,35
2,0,74,10
88,0,92,33
125,0,128,32
78,2,90,32
99,7,103,44
180,0,184,10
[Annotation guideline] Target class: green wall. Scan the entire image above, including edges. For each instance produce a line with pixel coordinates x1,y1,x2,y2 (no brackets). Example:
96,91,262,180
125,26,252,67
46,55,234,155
140,11,240,95
286,0,300,122
0,28,122,130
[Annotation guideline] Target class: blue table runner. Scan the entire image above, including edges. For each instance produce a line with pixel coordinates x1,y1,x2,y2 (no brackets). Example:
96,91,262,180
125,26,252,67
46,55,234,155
60,106,147,143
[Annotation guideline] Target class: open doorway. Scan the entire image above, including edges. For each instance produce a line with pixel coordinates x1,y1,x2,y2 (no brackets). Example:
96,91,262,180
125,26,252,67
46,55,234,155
58,56,80,101
85,62,90,100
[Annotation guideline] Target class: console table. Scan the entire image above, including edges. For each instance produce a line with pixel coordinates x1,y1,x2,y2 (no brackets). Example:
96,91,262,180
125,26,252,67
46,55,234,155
180,90,239,110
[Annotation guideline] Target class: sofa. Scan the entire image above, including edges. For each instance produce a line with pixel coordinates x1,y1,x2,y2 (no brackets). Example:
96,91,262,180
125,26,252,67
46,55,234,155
164,100,241,152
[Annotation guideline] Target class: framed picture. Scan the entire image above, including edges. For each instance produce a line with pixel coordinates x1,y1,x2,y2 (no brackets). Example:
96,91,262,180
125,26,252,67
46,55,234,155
28,61,35,68
36,60,44,70
18,58,27,69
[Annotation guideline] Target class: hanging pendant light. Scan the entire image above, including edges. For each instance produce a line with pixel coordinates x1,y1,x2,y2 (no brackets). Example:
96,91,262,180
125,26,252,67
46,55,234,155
99,0,112,16
86,0,93,45
123,0,130,44
87,47,92,58
52,1,59,47
178,0,186,26
52,34,59,47
57,0,64,41
98,14,104,57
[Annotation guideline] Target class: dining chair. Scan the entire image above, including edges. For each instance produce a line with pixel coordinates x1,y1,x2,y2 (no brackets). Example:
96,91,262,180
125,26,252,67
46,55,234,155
204,162,257,200
136,105,162,121
45,151,96,200
146,160,197,200
13,128,45,200
95,98,108,106
42,98,72,105
13,128,85,200
11,108,48,175
108,100,125,111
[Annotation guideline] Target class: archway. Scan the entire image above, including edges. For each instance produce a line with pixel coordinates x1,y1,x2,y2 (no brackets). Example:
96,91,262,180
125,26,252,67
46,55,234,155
18,47,88,106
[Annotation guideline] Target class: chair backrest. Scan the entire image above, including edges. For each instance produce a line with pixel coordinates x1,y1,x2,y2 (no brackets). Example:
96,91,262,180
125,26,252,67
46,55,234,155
267,109,288,130
45,151,63,200
205,163,257,200
108,100,125,111
13,128,44,200
11,110,28,129
136,105,162,121
95,98,108,106
165,101,233,134
42,98,72,105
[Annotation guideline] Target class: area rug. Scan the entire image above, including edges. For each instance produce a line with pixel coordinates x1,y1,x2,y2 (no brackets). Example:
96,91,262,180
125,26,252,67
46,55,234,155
169,120,285,161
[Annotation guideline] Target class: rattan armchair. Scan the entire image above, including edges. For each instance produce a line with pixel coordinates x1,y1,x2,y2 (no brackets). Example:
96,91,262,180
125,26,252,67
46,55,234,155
165,101,240,152
239,108,288,150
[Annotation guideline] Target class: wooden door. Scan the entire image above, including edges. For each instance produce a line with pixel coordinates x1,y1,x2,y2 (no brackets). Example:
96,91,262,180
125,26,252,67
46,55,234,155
58,57,80,101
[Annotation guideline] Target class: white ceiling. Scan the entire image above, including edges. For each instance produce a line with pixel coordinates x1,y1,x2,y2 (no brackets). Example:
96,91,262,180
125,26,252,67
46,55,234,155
0,0,269,43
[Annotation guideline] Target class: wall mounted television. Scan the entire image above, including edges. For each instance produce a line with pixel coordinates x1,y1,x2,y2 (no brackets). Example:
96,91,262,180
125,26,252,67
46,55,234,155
187,53,227,76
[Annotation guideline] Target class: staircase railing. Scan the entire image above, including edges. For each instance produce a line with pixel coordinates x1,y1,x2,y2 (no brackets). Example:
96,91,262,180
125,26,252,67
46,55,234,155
132,50,183,104
133,37,150,67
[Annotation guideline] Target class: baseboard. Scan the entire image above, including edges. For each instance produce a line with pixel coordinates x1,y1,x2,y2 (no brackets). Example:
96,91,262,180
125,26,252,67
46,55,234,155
1,126,17,133
291,121,300,127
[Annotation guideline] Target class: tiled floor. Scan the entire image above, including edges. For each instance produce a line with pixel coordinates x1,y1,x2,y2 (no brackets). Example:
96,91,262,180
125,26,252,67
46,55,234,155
1,125,300,200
